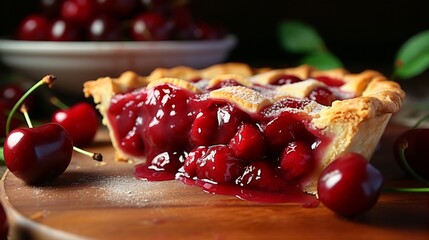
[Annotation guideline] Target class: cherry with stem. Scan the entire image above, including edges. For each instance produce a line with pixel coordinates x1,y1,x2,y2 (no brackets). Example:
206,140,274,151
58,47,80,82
21,104,102,162
2,75,102,184
50,95,100,147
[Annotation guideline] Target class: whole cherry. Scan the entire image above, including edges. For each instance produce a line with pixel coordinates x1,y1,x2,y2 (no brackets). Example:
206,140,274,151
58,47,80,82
3,75,102,185
130,12,173,41
49,18,83,41
16,14,50,41
87,15,122,41
61,0,97,25
0,84,28,108
4,123,73,185
50,98,99,147
317,152,383,217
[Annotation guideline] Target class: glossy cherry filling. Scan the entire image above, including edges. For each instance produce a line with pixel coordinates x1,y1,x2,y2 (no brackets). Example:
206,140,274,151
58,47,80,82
107,76,347,204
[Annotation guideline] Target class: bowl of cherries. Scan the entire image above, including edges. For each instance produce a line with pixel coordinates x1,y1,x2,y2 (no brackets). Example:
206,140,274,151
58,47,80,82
0,0,236,96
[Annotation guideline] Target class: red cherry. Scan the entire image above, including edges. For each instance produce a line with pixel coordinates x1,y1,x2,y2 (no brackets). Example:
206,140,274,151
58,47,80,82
196,145,244,184
228,123,265,162
191,103,245,146
3,75,102,185
314,76,344,87
143,84,193,149
271,74,302,85
317,152,383,217
235,161,285,191
130,12,172,41
147,151,185,173
0,84,33,109
16,14,50,41
107,90,147,156
308,87,337,106
51,102,99,147
49,18,83,41
183,146,208,178
214,104,247,144
190,106,218,146
87,15,122,41
393,128,429,181
263,112,305,152
4,123,73,185
61,0,97,25
279,141,313,181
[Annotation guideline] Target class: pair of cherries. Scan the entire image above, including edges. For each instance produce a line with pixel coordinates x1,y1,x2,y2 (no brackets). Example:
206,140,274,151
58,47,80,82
3,75,102,185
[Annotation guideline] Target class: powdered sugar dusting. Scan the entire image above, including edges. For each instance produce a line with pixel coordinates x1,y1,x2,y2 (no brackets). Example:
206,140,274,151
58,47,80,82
25,172,196,208
210,86,271,113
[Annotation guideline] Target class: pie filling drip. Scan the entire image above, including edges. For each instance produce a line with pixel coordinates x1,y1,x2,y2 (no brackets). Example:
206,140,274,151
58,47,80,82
107,75,353,204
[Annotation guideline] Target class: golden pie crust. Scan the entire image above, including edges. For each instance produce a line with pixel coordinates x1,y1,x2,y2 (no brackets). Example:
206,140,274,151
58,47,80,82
83,63,405,194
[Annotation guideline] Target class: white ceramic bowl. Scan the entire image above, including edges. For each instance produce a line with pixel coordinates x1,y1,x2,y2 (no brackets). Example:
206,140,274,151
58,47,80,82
0,36,237,95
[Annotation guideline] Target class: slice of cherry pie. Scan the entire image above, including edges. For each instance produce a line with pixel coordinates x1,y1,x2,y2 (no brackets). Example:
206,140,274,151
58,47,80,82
83,63,404,201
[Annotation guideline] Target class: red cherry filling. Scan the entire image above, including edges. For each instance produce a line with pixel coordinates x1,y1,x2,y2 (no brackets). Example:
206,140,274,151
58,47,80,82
196,145,245,184
108,81,349,204
229,123,265,161
314,76,344,87
183,146,208,178
190,103,245,146
263,112,310,152
279,141,313,181
236,161,286,191
308,87,337,106
271,74,302,85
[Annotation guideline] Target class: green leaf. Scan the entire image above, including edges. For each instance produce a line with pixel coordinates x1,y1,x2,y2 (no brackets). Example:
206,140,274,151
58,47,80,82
278,20,326,54
394,30,429,79
300,52,343,70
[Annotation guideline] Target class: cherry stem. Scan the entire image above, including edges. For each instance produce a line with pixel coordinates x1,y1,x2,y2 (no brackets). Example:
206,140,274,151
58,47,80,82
72,147,103,162
412,111,429,129
6,75,55,134
21,99,103,162
383,187,429,193
49,96,69,110
20,105,33,128
398,141,429,186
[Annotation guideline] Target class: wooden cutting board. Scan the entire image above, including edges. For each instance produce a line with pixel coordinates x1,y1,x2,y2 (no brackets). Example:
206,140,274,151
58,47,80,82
1,125,429,240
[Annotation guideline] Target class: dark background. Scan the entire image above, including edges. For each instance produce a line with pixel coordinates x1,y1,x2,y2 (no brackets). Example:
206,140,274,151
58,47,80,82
1,0,429,77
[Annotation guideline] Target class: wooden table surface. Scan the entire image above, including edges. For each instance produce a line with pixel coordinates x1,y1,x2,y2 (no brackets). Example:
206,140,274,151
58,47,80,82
1,123,428,240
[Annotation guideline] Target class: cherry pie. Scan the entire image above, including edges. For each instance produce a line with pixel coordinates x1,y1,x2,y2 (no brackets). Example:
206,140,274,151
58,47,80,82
83,63,404,200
